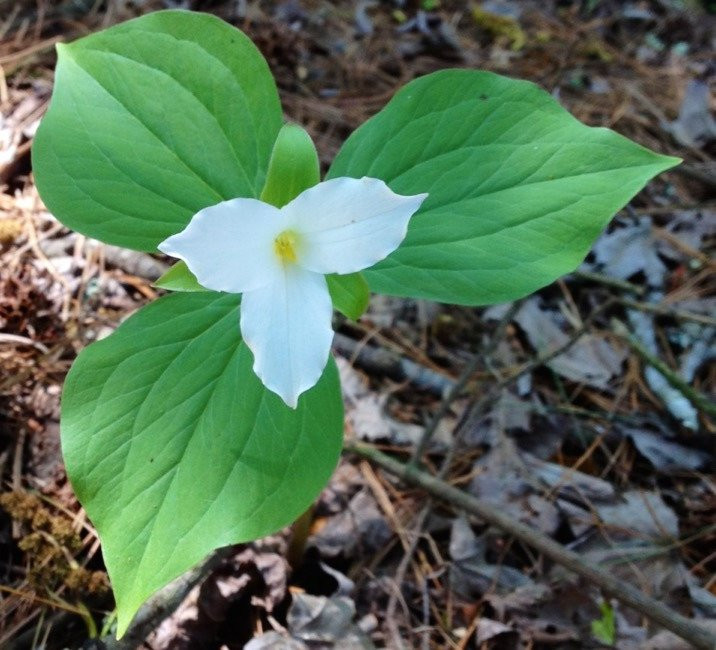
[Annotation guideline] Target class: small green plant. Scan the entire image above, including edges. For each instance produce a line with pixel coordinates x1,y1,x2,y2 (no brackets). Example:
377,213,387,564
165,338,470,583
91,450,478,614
592,600,617,645
31,10,678,636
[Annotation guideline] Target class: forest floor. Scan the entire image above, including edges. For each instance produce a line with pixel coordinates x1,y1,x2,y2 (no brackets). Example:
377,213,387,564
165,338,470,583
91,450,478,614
0,0,714,648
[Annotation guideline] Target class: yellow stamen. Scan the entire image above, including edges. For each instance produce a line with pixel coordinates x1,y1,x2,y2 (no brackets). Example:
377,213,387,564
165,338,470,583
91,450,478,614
274,230,299,264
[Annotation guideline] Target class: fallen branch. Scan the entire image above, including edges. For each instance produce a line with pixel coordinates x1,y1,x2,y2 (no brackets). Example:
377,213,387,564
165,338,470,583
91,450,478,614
345,442,716,650
409,301,522,465
613,319,715,420
571,271,716,327
572,269,645,295
616,297,716,328
38,234,170,281
333,332,454,395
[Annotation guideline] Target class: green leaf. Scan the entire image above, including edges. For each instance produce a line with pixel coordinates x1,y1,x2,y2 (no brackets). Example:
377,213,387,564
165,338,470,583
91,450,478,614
33,10,282,251
328,70,680,305
327,272,370,320
61,292,343,636
260,124,320,208
154,260,207,292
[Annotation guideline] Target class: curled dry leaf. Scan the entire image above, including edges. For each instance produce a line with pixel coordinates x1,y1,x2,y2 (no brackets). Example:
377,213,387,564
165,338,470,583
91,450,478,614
309,489,391,558
288,594,374,648
515,298,627,390
449,516,533,599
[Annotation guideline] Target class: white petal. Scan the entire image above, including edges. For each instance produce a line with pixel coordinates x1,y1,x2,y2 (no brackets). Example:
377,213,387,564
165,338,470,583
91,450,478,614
282,177,428,275
240,266,334,408
158,198,286,293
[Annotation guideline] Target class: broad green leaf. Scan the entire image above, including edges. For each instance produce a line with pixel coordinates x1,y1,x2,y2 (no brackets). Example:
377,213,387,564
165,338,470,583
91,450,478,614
328,69,680,305
61,292,343,636
33,10,282,251
260,123,320,208
154,260,207,292
327,272,370,320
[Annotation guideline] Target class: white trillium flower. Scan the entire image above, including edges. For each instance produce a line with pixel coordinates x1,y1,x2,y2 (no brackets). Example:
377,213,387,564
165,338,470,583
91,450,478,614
159,177,427,408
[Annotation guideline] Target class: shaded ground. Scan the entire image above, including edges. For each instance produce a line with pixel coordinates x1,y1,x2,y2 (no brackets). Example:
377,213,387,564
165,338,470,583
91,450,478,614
0,0,714,648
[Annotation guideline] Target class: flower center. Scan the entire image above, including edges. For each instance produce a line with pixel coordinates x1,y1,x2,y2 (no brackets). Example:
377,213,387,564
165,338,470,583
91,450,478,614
274,230,299,264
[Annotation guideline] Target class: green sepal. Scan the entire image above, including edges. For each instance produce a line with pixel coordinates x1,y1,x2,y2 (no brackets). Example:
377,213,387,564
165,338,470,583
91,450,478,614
260,124,320,208
154,260,208,292
327,272,370,320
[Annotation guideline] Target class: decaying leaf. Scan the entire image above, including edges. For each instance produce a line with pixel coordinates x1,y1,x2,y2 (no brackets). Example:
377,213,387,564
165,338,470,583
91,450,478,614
470,439,562,535
150,542,290,650
595,491,679,541
665,80,716,147
309,489,391,558
475,617,519,647
288,594,374,648
515,298,626,389
621,425,709,472
587,216,666,287
449,516,533,598
339,356,451,447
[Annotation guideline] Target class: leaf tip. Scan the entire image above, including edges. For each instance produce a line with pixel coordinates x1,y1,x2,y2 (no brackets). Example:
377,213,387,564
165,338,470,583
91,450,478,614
55,41,71,59
114,608,133,640
662,154,683,171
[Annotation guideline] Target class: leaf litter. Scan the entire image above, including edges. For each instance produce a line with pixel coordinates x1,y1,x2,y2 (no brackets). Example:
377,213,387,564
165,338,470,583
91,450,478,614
0,0,714,648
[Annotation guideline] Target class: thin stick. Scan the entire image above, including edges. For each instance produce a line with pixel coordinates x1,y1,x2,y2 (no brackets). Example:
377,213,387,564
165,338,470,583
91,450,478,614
384,503,431,648
613,319,715,418
503,298,617,385
386,302,522,642
333,332,454,395
572,269,645,295
388,298,616,641
0,333,49,354
409,301,522,466
448,298,617,457
0,35,63,66
346,442,716,650
616,297,716,328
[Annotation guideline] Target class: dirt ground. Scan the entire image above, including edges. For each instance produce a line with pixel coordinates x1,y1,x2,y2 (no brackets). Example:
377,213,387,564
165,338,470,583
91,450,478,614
0,0,714,648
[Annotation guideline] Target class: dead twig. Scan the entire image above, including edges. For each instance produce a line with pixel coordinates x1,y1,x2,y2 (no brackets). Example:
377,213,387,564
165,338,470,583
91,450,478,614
451,297,618,455
384,299,616,640
333,332,454,395
10,427,25,539
572,269,645,296
0,35,63,68
613,319,715,420
0,333,49,354
383,503,431,649
409,301,522,466
382,302,522,641
345,442,716,650
674,163,716,190
616,297,716,328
